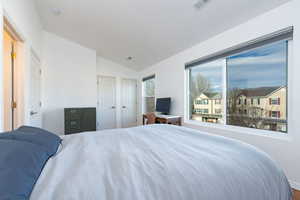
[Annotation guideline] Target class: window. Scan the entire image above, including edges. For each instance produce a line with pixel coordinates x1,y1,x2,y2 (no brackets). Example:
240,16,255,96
200,99,209,104
198,109,209,114
271,111,281,118
227,41,287,133
189,60,224,124
270,98,280,105
186,27,291,134
195,99,208,104
195,109,209,114
142,75,155,113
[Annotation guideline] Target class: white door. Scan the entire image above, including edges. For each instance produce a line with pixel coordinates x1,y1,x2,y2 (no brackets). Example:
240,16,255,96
121,79,137,128
98,76,117,130
29,53,42,128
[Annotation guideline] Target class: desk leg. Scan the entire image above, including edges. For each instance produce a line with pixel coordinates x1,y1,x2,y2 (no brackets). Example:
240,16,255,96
178,118,182,126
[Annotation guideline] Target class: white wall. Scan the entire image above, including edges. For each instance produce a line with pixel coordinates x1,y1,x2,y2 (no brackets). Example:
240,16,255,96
1,0,43,127
139,0,300,188
97,57,139,128
2,0,42,54
0,1,138,132
42,31,97,135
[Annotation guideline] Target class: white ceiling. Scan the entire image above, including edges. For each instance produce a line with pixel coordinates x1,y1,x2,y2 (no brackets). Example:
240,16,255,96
35,0,290,71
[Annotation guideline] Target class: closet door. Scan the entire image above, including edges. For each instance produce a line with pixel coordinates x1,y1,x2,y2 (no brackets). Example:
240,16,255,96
97,76,117,130
121,79,137,128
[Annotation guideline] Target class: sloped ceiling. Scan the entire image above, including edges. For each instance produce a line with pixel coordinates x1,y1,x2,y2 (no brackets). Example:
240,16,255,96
35,0,290,70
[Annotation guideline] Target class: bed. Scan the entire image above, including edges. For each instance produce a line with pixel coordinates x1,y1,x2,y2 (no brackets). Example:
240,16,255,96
27,124,292,200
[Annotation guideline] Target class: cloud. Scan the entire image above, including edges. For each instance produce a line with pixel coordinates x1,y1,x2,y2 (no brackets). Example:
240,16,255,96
228,40,287,66
228,63,287,89
228,53,286,66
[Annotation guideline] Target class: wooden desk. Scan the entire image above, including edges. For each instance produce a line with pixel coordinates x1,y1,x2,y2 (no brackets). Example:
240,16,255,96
143,114,182,126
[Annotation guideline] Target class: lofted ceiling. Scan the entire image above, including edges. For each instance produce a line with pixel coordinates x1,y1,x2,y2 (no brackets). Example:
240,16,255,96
35,0,290,71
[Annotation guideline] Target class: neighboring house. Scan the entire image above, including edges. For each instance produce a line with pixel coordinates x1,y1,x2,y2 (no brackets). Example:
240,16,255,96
233,86,286,120
193,92,223,123
192,86,287,132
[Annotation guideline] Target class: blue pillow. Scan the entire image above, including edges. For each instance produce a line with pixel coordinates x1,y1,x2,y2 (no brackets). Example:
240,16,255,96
0,126,61,156
0,139,50,200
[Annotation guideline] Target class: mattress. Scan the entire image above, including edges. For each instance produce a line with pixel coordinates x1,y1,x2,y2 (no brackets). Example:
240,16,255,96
30,124,292,200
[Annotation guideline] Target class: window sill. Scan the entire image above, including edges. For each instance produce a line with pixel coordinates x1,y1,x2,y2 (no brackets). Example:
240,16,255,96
184,119,292,142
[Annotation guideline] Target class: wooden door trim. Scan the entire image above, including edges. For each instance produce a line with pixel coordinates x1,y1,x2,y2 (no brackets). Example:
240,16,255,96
2,13,26,130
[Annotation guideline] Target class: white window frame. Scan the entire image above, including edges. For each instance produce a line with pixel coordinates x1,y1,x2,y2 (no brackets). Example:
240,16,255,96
185,34,292,139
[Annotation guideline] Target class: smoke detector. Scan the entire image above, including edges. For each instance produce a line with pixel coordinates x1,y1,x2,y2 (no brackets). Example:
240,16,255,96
194,0,210,9
127,56,133,61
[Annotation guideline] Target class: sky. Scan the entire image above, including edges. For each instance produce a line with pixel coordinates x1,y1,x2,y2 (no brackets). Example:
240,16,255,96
227,40,287,89
191,40,287,92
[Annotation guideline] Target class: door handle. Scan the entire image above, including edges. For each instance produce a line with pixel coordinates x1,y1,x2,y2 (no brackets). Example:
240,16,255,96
122,106,126,109
30,111,38,116
111,106,116,109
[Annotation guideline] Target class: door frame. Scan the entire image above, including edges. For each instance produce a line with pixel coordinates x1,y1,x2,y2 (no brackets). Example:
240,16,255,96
121,78,138,128
2,15,25,130
97,75,117,130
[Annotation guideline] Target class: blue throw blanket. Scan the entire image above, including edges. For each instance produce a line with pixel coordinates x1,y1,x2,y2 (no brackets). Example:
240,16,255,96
0,126,61,200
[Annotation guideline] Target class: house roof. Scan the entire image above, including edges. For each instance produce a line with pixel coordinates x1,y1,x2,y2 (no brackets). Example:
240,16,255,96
239,86,282,97
198,86,284,100
202,92,221,99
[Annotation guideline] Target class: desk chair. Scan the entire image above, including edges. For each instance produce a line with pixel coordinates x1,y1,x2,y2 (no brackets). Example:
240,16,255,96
144,113,156,124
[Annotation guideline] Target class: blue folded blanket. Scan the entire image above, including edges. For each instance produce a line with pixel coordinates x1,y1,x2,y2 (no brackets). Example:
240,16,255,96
0,126,62,200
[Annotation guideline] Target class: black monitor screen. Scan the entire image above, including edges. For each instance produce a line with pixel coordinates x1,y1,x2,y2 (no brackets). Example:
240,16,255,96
156,98,171,114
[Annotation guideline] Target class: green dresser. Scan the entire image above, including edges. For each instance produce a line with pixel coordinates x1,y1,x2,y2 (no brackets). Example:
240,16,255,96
64,108,96,135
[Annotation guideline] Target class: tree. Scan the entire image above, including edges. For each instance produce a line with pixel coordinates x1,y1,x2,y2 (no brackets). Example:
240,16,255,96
144,79,155,113
189,74,211,115
190,73,211,101
145,79,155,97
227,88,241,116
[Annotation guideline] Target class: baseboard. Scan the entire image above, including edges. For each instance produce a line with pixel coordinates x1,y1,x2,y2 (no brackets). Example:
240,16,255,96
290,180,300,191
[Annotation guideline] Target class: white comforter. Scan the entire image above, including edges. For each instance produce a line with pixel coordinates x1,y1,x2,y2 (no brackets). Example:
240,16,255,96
30,124,292,200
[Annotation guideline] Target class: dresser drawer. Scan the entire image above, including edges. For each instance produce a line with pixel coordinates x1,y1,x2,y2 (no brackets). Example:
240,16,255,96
65,109,81,120
64,108,96,135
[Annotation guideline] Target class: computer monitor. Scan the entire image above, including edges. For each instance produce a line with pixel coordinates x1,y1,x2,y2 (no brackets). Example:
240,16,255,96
156,98,171,114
